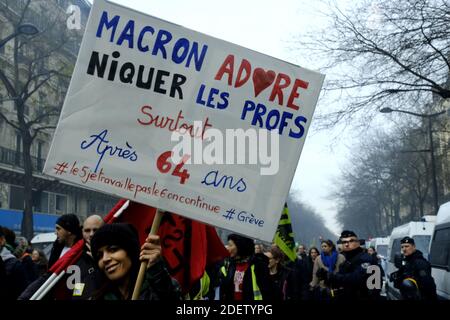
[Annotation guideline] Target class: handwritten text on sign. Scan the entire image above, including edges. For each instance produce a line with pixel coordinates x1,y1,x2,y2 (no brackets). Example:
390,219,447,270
44,0,324,242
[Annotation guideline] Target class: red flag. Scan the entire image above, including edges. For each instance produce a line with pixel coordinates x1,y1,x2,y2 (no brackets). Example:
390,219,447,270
33,199,229,298
49,239,85,274
31,239,85,300
110,200,229,294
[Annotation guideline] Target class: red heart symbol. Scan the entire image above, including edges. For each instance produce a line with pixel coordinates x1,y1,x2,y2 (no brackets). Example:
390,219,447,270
252,68,276,97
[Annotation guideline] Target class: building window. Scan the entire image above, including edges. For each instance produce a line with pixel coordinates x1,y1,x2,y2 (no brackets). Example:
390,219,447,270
430,228,450,269
9,185,25,210
74,194,78,213
48,193,56,213
88,200,96,214
40,192,49,213
55,194,67,214
0,183,9,208
390,239,401,262
32,190,50,213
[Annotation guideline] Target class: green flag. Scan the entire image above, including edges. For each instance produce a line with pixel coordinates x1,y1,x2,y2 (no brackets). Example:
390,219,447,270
274,203,297,262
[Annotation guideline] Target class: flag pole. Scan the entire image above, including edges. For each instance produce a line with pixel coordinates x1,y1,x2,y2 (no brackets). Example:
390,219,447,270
30,273,58,300
131,208,164,300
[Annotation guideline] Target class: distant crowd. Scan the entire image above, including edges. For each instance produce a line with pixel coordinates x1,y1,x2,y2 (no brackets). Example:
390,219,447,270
0,214,437,301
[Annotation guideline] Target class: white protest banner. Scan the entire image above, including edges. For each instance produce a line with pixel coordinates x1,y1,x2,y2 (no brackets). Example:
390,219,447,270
43,0,324,242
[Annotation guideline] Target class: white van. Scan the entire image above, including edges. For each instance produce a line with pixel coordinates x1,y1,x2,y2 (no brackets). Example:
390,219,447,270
385,216,436,300
367,237,389,260
368,237,389,276
31,232,56,259
429,201,450,300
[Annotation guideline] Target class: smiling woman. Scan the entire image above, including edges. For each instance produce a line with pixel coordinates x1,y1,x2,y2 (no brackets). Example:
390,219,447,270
90,223,181,300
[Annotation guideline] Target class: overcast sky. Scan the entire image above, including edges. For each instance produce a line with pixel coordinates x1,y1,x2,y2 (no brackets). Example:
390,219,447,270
91,0,351,235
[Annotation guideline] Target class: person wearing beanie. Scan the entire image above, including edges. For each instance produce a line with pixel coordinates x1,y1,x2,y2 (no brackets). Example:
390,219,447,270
48,214,82,269
90,223,181,300
219,233,273,300
18,215,103,300
389,236,437,300
318,230,381,300
0,226,28,299
14,236,39,284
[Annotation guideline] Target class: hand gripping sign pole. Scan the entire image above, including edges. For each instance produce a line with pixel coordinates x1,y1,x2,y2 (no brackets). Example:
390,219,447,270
131,208,165,300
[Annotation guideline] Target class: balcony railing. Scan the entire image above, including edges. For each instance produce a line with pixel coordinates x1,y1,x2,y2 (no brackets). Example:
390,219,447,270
0,146,45,172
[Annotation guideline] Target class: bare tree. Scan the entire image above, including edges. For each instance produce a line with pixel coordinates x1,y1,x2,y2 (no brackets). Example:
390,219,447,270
0,0,80,239
334,127,435,236
296,0,450,128
287,195,337,246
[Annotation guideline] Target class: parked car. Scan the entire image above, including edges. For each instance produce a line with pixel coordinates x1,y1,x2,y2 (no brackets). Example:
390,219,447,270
429,201,450,300
386,215,436,300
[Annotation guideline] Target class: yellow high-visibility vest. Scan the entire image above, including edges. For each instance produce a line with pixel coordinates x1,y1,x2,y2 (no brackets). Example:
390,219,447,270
220,264,262,300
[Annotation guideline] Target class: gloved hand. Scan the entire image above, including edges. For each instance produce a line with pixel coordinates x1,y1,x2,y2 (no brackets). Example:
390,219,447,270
316,268,328,280
389,271,398,282
390,271,402,289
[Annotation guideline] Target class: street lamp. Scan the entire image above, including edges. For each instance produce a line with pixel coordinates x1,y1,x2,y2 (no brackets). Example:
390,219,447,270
0,23,39,49
380,107,448,214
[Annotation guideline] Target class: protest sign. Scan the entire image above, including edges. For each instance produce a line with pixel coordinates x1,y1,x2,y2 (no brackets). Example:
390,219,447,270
44,0,324,241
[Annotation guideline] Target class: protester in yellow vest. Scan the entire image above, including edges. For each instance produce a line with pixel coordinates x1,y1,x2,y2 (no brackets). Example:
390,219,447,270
219,234,273,300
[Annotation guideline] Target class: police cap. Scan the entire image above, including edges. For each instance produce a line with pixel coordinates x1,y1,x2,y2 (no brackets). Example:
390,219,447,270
340,230,357,239
400,236,415,245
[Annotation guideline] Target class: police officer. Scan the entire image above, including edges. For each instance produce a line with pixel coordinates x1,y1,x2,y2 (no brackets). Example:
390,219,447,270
317,230,381,300
390,236,437,300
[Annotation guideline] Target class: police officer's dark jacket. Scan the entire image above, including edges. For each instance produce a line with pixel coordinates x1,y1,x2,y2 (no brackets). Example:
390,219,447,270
329,247,380,300
394,250,437,300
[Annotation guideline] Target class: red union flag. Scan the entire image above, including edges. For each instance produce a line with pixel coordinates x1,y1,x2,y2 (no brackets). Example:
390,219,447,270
105,200,229,294
32,199,228,299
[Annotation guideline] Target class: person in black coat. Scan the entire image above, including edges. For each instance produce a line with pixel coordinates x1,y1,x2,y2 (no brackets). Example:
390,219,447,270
292,246,319,300
390,236,437,300
265,245,295,300
48,214,82,269
14,237,39,284
219,234,273,300
0,226,28,300
319,230,381,300
90,223,181,300
0,255,7,300
71,215,105,299
19,215,105,300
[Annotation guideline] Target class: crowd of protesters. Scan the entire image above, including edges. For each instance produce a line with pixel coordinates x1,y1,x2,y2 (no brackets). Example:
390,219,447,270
0,213,437,301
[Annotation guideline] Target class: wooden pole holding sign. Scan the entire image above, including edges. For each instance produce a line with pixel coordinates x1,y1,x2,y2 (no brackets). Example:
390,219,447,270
131,208,164,300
